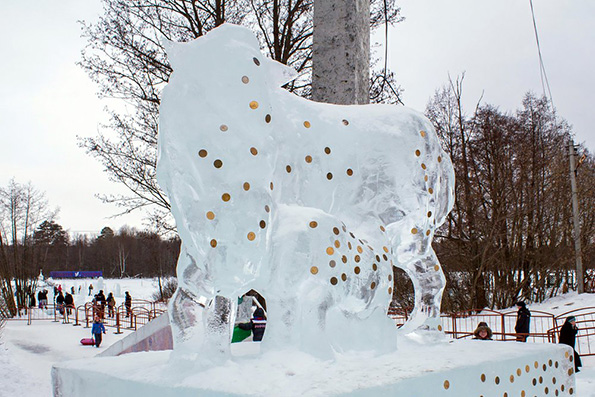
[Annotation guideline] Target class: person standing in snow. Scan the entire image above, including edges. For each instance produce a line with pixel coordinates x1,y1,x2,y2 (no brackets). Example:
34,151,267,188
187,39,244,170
96,290,107,319
56,291,65,315
28,292,36,308
88,284,93,296
91,294,102,319
125,291,132,317
106,292,116,318
238,307,267,341
37,290,44,309
514,301,531,342
559,316,582,373
91,316,106,348
64,292,74,315
473,322,493,340
39,289,48,309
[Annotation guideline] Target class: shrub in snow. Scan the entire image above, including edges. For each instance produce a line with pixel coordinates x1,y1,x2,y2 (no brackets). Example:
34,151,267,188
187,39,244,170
153,277,178,302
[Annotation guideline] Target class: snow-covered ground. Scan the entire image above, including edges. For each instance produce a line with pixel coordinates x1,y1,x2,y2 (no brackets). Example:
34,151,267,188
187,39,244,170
2,281,595,396
1,277,163,396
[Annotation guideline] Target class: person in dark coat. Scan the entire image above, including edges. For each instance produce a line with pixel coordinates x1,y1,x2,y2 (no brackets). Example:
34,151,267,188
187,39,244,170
96,290,106,305
96,290,107,319
514,301,531,342
56,291,65,315
64,292,74,315
473,321,493,340
238,307,267,342
559,316,582,373
106,292,116,318
28,292,36,308
38,290,48,309
37,290,44,308
125,291,132,317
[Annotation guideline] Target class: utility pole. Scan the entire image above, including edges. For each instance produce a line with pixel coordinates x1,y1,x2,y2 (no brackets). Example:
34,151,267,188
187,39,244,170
568,139,584,294
312,0,370,105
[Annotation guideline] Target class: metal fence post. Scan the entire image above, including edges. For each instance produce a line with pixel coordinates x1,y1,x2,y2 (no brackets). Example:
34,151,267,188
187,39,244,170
501,313,506,341
73,305,80,326
115,310,122,334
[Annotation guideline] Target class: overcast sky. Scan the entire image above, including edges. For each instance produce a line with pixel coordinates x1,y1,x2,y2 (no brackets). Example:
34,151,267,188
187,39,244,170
1,0,593,235
389,0,594,150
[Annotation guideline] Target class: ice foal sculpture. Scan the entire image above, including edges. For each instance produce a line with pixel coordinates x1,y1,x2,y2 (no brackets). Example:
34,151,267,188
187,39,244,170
157,24,454,363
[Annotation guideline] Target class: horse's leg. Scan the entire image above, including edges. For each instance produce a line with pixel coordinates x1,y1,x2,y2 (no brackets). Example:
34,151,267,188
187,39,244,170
168,245,233,366
395,246,445,333
205,295,233,356
298,287,335,359
260,295,298,351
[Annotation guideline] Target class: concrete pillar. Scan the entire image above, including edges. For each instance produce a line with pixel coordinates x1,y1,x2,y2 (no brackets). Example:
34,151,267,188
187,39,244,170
312,0,370,105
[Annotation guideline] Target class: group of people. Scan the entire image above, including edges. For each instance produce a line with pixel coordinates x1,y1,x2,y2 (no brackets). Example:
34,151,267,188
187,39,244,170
471,301,531,341
31,284,133,324
87,290,131,348
471,301,582,373
91,290,132,319
55,290,75,315
36,289,49,309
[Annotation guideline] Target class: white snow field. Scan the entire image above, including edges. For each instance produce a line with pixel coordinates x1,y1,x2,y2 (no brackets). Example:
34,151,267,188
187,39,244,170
0,277,162,396
1,283,594,396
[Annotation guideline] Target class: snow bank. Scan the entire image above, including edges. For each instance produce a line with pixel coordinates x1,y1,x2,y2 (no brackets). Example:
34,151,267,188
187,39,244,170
52,339,576,396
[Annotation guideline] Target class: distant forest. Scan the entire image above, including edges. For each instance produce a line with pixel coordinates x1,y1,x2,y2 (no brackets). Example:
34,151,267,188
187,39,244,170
32,223,180,278
0,199,180,315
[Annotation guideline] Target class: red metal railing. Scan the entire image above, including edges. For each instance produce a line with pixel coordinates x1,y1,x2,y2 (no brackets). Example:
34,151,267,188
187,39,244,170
547,307,595,356
440,308,556,343
388,305,595,356
78,300,166,333
16,298,594,357
13,299,165,335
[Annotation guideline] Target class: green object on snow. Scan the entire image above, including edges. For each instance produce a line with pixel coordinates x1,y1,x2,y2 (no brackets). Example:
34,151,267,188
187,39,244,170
231,325,251,343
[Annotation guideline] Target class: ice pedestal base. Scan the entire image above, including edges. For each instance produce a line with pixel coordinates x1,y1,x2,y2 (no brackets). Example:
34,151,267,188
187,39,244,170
52,341,577,396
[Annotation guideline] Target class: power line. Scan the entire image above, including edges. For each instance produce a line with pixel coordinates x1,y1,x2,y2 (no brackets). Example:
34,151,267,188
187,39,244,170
529,0,555,113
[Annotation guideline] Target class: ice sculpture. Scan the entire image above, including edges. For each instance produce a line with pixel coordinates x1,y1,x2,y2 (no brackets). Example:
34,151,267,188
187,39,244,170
157,24,455,362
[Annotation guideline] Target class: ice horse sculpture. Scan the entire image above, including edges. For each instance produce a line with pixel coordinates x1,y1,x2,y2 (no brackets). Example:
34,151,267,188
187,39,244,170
157,24,455,362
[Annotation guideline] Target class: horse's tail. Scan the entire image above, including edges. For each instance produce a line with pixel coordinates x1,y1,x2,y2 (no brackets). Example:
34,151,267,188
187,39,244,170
433,149,455,228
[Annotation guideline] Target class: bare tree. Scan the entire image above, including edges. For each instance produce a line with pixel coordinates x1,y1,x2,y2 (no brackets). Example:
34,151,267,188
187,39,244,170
427,80,594,312
78,0,403,230
0,180,57,315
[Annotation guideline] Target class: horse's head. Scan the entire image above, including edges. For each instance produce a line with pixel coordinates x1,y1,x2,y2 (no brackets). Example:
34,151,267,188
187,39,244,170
164,24,297,92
